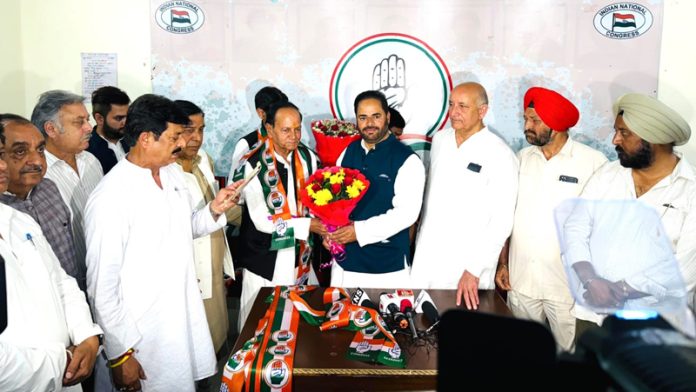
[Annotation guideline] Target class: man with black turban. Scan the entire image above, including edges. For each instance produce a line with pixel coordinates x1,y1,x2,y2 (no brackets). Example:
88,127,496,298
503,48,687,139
495,87,607,351
564,93,695,336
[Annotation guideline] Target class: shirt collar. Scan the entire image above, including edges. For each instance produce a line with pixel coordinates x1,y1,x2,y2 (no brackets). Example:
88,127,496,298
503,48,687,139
670,153,696,183
530,134,575,159
359,133,395,153
44,149,87,168
274,149,293,165
176,152,202,169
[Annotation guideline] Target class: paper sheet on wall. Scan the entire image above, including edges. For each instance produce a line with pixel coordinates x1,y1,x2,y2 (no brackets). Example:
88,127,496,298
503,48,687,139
81,53,118,103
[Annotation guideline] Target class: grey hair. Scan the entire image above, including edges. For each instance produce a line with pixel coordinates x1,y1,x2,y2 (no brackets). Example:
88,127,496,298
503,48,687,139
31,90,85,136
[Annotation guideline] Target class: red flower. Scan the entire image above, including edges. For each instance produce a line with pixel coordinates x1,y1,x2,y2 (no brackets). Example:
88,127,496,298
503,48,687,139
331,124,339,131
331,183,341,194
312,183,322,192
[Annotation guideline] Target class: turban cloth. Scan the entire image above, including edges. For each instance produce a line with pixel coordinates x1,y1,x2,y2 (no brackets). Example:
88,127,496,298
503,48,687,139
523,87,579,131
613,93,691,146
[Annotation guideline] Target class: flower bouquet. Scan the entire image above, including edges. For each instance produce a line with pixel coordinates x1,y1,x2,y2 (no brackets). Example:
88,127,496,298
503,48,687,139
299,166,370,269
311,119,361,166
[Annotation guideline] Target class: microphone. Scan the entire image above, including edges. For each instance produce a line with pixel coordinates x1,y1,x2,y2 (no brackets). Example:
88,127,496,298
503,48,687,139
351,287,378,311
380,292,408,329
387,303,409,330
414,290,440,331
422,301,440,330
400,299,418,339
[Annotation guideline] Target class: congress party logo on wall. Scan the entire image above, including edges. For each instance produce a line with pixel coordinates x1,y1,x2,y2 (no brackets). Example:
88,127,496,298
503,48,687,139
156,1,205,34
594,3,653,39
330,33,452,152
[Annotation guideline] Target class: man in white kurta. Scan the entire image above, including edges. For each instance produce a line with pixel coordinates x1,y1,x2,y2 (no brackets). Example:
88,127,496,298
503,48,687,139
85,95,242,392
495,87,607,351
0,198,102,390
411,82,518,309
562,93,695,335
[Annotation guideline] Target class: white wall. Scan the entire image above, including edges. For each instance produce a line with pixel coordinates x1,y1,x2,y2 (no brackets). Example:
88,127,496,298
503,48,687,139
2,0,694,161
12,0,152,114
0,1,26,114
658,0,696,160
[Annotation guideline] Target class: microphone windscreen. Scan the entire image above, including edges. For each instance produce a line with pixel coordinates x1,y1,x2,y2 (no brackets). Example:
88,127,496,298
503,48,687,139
361,299,379,311
400,298,413,313
422,301,440,324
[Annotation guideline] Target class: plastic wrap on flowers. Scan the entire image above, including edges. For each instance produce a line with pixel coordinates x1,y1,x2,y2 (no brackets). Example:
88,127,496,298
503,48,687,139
311,119,361,167
312,130,361,167
299,166,370,269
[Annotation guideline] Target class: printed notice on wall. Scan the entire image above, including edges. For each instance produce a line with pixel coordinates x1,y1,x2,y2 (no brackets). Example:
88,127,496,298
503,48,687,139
81,53,118,103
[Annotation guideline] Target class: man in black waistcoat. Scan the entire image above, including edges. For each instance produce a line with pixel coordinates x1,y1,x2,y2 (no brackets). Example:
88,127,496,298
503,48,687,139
234,101,327,328
86,86,130,174
329,90,425,288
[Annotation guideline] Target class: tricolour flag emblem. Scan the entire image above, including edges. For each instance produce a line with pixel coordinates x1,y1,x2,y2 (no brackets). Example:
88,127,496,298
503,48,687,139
171,9,192,24
612,13,636,29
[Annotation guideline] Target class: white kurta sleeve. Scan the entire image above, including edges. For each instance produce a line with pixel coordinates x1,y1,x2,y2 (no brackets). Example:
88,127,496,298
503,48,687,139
228,138,251,182
39,235,102,345
561,200,595,266
0,340,67,392
674,206,696,291
353,154,425,246
468,152,519,284
191,202,227,239
85,195,142,359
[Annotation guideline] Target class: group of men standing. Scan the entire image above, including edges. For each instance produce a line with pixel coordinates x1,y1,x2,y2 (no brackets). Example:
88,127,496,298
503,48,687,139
1,89,243,391
230,82,694,355
0,79,693,391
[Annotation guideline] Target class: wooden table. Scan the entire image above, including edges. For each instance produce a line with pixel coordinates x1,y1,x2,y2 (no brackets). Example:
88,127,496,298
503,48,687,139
232,287,512,391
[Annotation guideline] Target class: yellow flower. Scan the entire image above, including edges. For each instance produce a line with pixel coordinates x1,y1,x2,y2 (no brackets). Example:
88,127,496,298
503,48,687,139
329,173,344,184
305,184,316,197
346,184,361,199
313,189,334,206
339,168,345,176
323,171,331,179
352,179,366,191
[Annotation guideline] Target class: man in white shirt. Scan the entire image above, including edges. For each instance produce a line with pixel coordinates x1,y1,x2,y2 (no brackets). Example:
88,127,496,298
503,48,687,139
30,90,104,286
0,132,103,392
87,86,131,174
495,87,607,351
411,82,518,310
329,90,425,289
564,93,695,336
85,94,242,392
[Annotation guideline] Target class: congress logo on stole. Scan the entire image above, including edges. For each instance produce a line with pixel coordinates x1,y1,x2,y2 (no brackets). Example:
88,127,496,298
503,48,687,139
264,359,291,388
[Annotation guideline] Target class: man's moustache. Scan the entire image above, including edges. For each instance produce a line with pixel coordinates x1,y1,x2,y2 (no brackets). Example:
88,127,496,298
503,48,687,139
20,165,43,174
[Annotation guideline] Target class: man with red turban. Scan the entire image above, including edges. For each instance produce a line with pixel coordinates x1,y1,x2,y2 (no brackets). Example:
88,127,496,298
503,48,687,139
495,86,607,351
